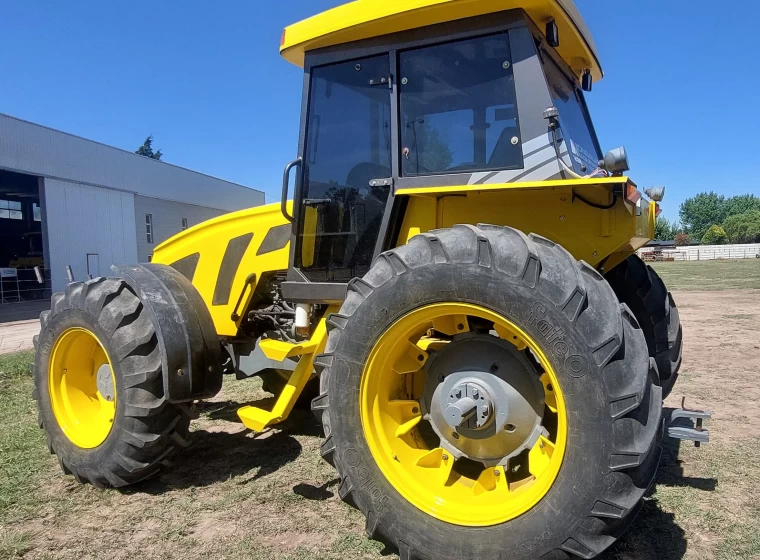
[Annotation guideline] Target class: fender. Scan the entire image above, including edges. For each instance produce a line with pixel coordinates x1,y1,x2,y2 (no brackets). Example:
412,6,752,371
111,263,223,403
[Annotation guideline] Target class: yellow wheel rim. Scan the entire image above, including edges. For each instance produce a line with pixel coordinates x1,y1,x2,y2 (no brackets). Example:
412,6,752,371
48,327,117,449
360,303,567,527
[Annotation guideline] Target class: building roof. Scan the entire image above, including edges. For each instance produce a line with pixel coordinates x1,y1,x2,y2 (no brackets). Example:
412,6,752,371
0,113,264,212
280,0,602,81
644,240,676,248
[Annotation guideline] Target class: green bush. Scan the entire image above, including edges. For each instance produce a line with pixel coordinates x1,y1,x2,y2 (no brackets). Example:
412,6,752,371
701,225,729,245
723,210,760,244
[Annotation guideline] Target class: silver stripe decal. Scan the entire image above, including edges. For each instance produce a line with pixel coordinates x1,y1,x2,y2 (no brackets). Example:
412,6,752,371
523,143,553,159
484,146,556,184
513,158,563,183
466,133,556,185
473,171,500,185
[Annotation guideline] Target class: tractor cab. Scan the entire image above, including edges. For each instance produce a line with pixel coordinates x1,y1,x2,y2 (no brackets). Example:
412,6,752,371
280,0,608,287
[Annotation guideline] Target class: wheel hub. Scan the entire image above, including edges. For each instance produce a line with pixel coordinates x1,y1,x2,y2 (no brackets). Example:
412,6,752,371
443,380,493,430
422,333,545,466
96,364,115,402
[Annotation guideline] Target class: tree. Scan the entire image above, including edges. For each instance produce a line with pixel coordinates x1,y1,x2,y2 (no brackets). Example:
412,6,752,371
679,192,727,242
654,216,677,241
701,225,729,245
674,233,691,246
725,194,760,217
723,210,760,244
135,135,163,160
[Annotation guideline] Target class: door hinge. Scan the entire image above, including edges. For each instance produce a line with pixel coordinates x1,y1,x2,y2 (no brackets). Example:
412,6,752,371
369,75,393,88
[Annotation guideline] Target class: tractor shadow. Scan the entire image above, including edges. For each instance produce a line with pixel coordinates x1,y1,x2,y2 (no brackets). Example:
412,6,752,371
599,408,717,560
127,399,323,495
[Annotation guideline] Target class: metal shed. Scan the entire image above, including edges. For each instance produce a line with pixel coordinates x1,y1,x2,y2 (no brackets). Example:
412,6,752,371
0,113,264,296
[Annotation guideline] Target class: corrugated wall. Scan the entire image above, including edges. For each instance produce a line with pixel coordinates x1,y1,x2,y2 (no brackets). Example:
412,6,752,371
43,178,138,292
133,195,227,262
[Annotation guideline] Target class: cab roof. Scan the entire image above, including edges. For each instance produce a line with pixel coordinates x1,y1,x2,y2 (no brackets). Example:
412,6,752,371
280,0,603,82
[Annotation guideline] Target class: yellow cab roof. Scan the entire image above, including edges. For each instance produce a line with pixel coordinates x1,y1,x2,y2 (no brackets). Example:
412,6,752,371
280,0,603,82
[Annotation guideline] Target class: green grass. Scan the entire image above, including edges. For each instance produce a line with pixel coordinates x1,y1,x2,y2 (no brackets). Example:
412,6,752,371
2,269,760,559
0,351,50,526
0,528,31,559
650,258,760,291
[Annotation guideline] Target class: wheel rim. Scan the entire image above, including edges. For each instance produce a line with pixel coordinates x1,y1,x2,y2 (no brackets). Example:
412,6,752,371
48,327,117,449
360,303,567,527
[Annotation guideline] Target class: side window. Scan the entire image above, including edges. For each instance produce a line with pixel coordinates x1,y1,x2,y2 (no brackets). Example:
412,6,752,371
399,33,522,176
146,214,153,244
0,199,23,220
543,57,601,173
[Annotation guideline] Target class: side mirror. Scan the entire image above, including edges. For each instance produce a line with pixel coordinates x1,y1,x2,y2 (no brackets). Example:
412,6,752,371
546,19,560,48
581,70,593,92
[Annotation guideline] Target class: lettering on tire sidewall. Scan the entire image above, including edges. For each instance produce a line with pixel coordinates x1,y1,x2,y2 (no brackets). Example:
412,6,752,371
516,301,589,379
344,447,390,514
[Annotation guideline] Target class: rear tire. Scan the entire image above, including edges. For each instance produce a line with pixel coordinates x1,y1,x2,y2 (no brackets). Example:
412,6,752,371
605,255,682,397
33,277,191,488
313,225,662,560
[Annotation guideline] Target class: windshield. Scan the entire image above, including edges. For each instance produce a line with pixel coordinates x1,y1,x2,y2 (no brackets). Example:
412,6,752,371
399,33,522,176
543,57,601,174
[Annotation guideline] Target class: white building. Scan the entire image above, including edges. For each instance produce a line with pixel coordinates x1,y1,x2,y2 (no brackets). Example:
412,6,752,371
0,113,264,294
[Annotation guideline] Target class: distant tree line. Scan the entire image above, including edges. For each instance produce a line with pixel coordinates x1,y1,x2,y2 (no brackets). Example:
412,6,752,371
654,192,760,245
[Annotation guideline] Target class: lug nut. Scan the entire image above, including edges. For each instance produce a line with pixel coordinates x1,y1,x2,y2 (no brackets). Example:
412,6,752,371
442,454,449,461
494,469,500,476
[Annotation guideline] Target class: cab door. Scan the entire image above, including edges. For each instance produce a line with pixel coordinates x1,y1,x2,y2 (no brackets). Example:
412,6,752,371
295,55,393,283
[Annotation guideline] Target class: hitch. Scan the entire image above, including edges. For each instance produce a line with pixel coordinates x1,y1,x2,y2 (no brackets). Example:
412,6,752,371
666,397,711,447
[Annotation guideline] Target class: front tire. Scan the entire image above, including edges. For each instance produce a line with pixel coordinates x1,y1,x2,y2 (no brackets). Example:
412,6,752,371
33,277,190,488
313,225,662,560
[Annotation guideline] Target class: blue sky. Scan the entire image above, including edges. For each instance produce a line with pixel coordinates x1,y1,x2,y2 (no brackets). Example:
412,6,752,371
2,0,758,220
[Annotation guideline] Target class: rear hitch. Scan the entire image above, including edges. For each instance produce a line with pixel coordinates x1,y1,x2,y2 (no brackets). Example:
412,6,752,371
666,397,711,447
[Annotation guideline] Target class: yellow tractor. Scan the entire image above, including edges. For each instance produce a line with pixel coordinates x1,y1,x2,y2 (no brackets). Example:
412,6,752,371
32,1,707,558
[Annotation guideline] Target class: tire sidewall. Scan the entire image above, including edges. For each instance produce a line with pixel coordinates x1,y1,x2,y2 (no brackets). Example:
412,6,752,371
35,307,128,469
327,259,616,559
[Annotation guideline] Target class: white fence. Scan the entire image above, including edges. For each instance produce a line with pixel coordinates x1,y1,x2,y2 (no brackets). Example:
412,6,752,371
638,244,760,261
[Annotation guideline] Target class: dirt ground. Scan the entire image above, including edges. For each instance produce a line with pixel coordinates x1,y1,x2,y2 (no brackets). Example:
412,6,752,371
1,261,759,560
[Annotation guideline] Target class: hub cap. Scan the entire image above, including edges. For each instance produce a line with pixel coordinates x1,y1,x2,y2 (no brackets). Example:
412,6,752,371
359,303,566,527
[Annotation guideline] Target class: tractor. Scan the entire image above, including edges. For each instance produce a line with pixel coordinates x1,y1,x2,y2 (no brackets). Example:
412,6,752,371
32,1,708,558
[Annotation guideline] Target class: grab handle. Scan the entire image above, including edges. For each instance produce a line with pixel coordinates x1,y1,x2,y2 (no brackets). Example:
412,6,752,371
281,157,302,223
